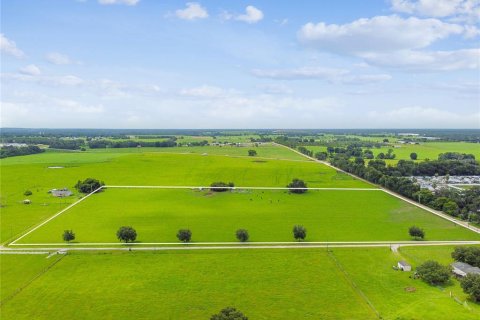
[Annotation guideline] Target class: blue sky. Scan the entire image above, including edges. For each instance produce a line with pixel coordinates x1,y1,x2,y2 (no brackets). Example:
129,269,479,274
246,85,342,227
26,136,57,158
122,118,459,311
1,0,479,128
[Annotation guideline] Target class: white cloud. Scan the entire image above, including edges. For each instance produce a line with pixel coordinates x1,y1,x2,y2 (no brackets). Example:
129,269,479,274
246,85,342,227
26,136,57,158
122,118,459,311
251,67,392,84
391,0,480,22
180,85,227,98
98,0,139,5
256,84,293,94
362,48,480,71
251,67,348,80
19,65,41,76
54,98,104,113
368,106,480,128
46,52,73,65
175,2,208,20
236,6,264,24
0,34,25,58
298,15,464,54
2,73,85,86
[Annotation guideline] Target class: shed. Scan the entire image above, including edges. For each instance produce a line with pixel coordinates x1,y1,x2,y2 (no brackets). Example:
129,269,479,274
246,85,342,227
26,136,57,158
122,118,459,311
51,188,72,197
398,261,412,271
452,262,480,277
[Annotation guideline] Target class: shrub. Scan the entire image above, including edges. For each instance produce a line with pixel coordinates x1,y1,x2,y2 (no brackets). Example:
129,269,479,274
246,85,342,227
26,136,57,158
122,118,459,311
177,229,192,243
248,150,257,156
236,229,249,242
24,190,32,196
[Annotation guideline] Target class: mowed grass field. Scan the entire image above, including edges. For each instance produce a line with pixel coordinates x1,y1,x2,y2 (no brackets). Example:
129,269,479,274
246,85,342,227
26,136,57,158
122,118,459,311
1,246,479,320
16,188,479,244
0,147,369,243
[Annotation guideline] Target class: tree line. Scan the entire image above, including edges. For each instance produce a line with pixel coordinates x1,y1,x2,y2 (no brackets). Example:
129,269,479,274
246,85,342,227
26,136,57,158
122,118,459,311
0,145,44,158
88,139,177,148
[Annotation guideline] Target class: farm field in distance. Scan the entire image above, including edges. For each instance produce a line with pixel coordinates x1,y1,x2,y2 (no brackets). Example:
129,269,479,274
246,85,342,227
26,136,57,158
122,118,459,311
15,188,480,244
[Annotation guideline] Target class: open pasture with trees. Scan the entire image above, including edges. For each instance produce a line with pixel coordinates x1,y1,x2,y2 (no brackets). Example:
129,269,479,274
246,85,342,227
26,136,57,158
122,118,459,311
2,246,480,320
0,148,369,243
15,188,479,244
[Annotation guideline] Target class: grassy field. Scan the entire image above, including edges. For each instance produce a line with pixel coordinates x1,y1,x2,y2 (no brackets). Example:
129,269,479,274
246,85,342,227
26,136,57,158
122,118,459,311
16,188,479,244
1,148,370,243
0,253,63,302
1,246,479,320
302,141,480,165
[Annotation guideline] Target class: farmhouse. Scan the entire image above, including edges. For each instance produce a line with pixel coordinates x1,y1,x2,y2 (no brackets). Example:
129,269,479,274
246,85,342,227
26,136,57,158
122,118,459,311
50,188,73,197
451,262,480,277
397,261,412,271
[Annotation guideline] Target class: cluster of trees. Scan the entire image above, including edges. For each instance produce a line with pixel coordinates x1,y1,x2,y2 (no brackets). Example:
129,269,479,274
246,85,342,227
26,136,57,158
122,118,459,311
415,247,480,302
413,187,480,222
1,137,84,149
74,178,104,193
88,139,177,149
210,182,235,192
248,149,257,156
0,145,44,158
439,152,476,162
452,246,480,268
330,154,480,222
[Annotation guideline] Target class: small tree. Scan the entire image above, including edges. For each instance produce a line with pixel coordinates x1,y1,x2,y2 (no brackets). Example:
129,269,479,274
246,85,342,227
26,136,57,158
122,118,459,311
116,226,137,243
248,150,257,157
63,230,75,242
293,225,307,241
24,190,32,196
460,274,480,302
410,152,418,160
236,229,249,242
211,307,248,320
416,260,451,285
177,229,192,243
409,226,425,240
287,179,308,194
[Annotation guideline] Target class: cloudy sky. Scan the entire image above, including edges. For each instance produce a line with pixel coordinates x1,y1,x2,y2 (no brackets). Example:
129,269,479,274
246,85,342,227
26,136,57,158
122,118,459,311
1,0,479,128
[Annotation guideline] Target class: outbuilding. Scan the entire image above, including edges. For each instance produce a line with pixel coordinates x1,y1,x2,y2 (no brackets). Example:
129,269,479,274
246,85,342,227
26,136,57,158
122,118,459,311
398,261,412,271
452,262,480,277
51,188,72,197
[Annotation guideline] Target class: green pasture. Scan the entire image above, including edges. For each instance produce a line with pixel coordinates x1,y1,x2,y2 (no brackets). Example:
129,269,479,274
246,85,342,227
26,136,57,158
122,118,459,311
1,246,479,319
16,188,479,244
0,148,368,243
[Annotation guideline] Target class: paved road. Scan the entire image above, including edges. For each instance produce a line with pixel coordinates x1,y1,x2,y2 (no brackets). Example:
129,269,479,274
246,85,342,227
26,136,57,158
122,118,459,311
2,241,479,253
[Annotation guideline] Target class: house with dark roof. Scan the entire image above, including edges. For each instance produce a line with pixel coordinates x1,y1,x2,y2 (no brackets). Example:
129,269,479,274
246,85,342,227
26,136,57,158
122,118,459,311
452,262,480,277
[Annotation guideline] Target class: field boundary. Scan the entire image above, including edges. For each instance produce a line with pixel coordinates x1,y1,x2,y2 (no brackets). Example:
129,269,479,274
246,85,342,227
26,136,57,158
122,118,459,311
7,185,382,246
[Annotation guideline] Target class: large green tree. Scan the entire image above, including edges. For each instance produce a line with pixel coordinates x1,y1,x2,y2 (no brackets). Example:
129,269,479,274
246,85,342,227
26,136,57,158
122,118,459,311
116,226,137,243
416,260,451,285
287,179,307,194
460,274,480,302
